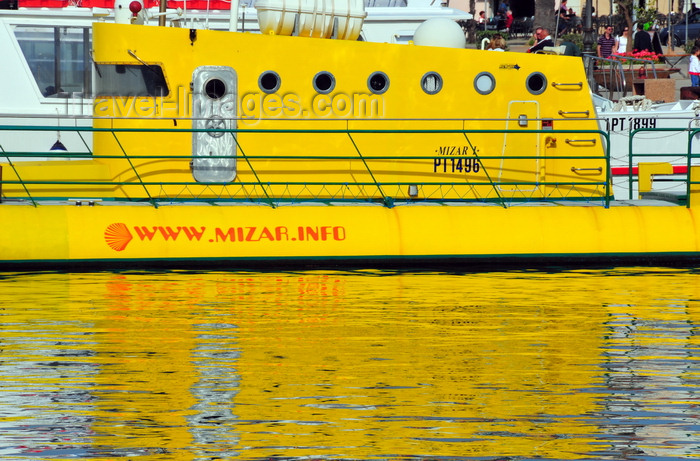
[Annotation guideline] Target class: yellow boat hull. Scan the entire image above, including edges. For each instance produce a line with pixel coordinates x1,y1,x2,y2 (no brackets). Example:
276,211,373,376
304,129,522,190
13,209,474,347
2,203,699,268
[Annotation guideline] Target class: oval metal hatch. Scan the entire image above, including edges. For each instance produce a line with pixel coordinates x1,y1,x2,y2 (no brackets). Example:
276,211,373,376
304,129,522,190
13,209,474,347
192,66,237,183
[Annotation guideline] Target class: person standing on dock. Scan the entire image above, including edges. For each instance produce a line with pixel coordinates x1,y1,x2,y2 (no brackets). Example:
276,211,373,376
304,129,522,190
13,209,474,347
689,47,700,86
597,25,616,58
616,26,630,54
633,23,653,53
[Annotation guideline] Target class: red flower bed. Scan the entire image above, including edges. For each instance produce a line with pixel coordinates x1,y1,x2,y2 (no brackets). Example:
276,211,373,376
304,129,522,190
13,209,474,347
611,50,663,64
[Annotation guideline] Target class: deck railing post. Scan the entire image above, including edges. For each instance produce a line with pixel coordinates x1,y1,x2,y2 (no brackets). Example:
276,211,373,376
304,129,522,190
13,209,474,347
604,130,611,208
228,129,276,208
345,129,388,206
461,123,507,208
0,142,37,207
109,130,157,208
687,129,700,208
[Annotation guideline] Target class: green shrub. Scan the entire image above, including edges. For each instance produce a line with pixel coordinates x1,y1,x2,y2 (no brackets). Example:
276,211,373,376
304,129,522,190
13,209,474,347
560,32,597,52
560,33,582,50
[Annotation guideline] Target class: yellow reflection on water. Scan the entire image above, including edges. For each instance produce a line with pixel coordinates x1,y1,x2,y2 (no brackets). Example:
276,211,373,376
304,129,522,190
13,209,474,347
0,268,698,460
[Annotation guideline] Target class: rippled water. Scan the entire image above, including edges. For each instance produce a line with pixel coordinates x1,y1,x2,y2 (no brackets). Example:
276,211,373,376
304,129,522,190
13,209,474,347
0,268,698,460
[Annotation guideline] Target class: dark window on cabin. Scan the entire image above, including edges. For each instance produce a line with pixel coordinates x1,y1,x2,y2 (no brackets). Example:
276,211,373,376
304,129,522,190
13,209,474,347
94,64,169,97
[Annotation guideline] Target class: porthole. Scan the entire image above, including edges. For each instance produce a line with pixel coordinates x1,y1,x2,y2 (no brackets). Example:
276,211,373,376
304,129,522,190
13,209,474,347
258,71,280,94
474,72,495,95
313,71,335,94
421,72,443,95
367,71,389,94
205,78,226,99
526,72,547,95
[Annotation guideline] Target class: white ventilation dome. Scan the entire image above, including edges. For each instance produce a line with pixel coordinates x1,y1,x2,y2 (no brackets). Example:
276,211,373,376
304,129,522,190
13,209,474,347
413,18,467,49
256,0,366,40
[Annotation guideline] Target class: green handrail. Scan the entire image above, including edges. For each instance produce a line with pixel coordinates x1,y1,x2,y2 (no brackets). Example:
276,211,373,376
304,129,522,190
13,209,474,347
110,131,157,208
0,144,37,207
345,131,389,206
687,128,700,208
228,130,276,208
0,124,612,208
461,121,506,209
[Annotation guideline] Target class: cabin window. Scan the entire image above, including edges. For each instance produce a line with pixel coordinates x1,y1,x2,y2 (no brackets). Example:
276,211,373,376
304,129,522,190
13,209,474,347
421,72,442,95
526,72,547,95
367,72,389,94
474,72,495,95
94,64,169,97
14,25,91,97
259,71,281,93
313,71,335,94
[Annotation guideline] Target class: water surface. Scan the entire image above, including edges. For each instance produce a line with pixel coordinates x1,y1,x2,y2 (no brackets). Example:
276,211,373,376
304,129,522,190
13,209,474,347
0,268,698,460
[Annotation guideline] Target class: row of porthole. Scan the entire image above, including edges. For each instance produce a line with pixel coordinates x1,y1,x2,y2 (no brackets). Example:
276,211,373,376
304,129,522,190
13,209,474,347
257,70,395,95
474,71,548,96
204,70,549,99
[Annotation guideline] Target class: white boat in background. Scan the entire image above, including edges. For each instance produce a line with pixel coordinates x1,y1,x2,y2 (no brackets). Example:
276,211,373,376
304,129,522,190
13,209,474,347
593,94,700,200
0,0,471,158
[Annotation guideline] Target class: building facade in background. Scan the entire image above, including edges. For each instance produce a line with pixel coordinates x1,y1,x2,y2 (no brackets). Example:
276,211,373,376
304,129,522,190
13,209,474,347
448,0,676,22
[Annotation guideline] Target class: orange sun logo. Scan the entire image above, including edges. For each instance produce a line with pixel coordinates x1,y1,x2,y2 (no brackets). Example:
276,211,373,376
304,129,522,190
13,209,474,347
104,223,133,251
